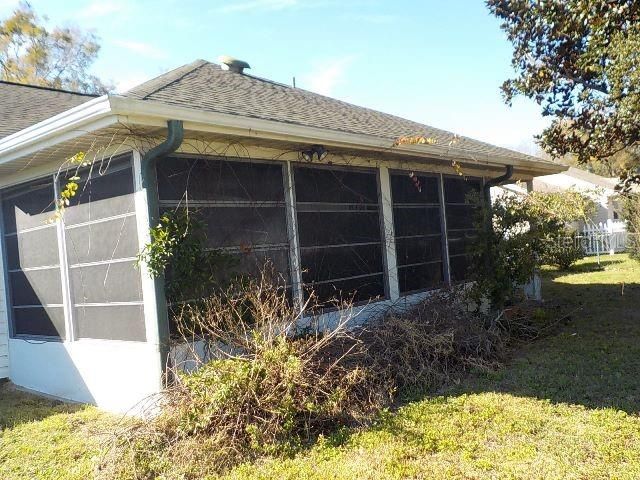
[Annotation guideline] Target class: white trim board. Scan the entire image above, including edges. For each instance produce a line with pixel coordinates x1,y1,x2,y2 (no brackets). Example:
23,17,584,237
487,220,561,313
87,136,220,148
0,95,566,177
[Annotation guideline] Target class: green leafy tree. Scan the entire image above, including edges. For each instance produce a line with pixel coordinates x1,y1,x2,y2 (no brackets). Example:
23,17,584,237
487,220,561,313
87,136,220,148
0,1,110,93
487,0,640,187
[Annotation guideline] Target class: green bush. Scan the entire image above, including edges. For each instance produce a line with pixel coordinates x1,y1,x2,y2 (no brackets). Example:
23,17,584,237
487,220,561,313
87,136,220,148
622,194,640,261
101,274,558,479
470,188,595,307
101,273,385,479
541,230,586,270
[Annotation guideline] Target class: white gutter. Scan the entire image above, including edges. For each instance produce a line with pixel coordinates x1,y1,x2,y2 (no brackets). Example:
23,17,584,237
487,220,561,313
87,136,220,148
109,96,564,174
0,94,567,175
0,95,116,165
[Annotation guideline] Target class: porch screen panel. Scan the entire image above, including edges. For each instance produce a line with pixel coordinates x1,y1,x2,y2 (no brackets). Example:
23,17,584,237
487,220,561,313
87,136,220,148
1,179,65,338
62,157,145,341
444,176,482,281
294,166,385,304
156,156,291,290
390,173,444,294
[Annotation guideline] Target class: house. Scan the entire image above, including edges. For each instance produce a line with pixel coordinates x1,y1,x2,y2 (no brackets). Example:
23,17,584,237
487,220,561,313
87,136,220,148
533,167,623,225
0,58,565,413
495,167,622,223
494,167,627,254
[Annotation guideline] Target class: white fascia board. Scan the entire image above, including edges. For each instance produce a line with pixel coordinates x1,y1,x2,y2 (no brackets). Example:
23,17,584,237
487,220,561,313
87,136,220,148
0,93,567,176
0,95,118,165
109,96,567,175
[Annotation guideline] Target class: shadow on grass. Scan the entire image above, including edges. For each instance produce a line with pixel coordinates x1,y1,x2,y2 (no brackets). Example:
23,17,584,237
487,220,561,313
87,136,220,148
0,383,84,430
543,257,624,275
443,274,640,414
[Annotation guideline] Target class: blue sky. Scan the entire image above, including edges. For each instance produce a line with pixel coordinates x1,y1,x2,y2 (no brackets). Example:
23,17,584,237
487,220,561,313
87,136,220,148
0,0,549,153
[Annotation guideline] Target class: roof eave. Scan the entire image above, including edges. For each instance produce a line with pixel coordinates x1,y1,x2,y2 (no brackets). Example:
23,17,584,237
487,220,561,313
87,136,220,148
0,94,120,165
110,96,566,175
0,94,567,176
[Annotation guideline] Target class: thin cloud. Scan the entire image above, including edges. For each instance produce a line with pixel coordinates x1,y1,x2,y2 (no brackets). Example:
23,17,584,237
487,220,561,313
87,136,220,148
0,0,19,10
216,0,298,13
115,73,154,94
78,1,129,18
214,0,338,14
301,56,354,97
350,13,395,24
113,40,168,60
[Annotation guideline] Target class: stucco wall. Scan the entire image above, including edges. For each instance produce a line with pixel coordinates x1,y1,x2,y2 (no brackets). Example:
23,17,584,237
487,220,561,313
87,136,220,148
8,338,160,413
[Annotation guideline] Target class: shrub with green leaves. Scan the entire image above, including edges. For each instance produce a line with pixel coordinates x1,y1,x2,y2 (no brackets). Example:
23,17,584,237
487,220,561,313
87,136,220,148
470,188,595,307
101,273,385,479
622,194,640,261
100,271,559,479
541,229,586,270
137,209,236,302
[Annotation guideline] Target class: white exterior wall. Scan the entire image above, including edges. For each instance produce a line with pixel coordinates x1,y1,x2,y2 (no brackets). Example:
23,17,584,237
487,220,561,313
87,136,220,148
0,154,163,414
8,339,160,413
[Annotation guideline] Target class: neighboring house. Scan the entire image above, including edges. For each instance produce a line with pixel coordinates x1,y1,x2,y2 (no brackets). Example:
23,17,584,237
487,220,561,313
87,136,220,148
494,167,627,255
533,167,623,226
496,167,622,225
0,58,565,413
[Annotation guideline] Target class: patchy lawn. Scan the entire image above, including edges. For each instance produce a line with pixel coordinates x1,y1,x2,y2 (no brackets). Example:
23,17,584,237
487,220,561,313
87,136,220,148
0,385,118,480
1,254,639,479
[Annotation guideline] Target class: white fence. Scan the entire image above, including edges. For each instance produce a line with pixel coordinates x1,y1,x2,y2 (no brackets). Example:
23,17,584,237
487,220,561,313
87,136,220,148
579,220,627,255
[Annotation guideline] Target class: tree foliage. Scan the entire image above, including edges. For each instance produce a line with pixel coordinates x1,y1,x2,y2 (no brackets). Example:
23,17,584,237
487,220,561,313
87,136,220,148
0,1,109,93
487,0,640,185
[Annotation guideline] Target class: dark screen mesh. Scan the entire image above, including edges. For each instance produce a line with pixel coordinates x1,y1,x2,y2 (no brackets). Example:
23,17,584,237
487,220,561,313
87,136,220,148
444,176,482,282
390,172,444,294
157,157,291,291
295,166,385,304
1,178,65,338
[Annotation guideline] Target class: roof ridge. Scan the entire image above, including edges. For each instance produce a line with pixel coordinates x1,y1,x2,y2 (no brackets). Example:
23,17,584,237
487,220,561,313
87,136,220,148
0,80,98,97
136,59,209,100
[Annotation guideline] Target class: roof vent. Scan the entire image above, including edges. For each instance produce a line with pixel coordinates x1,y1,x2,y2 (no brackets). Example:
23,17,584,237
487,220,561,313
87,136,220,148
219,55,251,74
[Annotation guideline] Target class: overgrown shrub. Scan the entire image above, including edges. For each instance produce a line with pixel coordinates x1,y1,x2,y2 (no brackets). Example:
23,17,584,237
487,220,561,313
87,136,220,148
100,273,387,479
470,188,594,306
100,271,559,479
622,194,640,261
541,229,586,270
360,289,504,394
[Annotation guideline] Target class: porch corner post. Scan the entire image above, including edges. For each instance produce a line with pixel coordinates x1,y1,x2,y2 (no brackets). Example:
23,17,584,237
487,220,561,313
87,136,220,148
140,120,184,380
379,166,400,301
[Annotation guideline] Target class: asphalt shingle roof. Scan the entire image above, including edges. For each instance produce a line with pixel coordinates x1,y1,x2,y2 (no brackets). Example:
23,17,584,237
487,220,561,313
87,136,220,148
124,59,551,165
0,81,96,139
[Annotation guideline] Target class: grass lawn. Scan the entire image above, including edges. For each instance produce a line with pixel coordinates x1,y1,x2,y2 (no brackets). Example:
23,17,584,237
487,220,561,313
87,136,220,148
1,253,640,479
0,385,116,480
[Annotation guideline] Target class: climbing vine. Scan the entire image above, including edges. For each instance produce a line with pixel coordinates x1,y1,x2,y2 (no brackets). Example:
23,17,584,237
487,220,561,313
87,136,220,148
137,209,236,302
50,152,88,221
